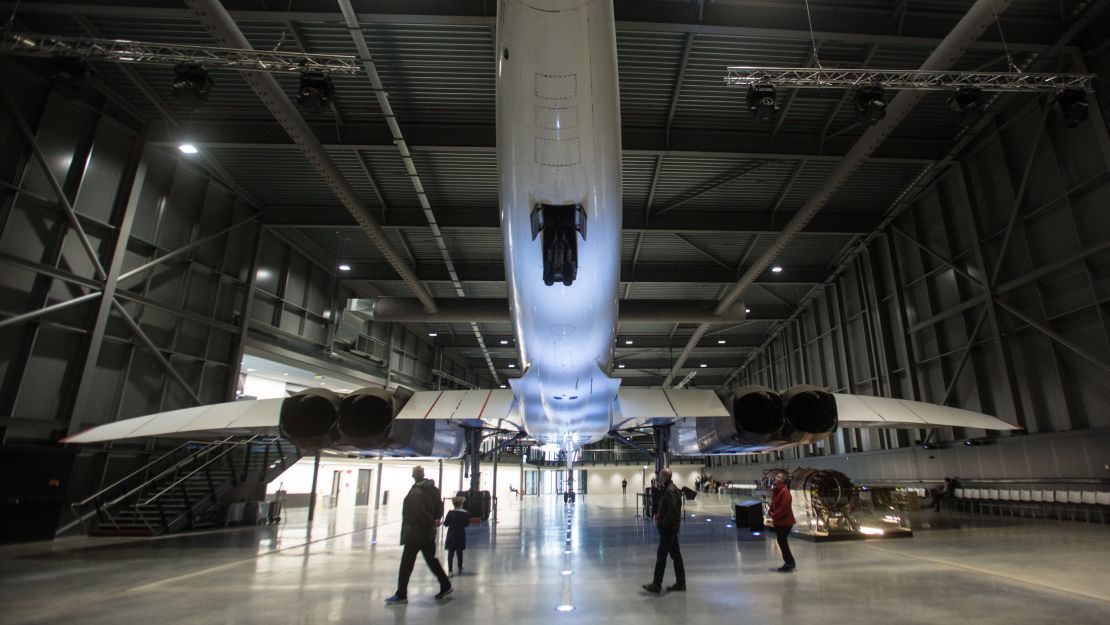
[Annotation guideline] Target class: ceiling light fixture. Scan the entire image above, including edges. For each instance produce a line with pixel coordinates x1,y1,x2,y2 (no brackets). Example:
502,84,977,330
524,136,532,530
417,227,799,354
337,264,351,271
500,339,509,345
171,61,212,110
745,308,751,314
428,332,438,337
718,339,726,344
624,339,633,345
178,143,198,154
297,70,334,113
947,86,984,126
746,82,778,122
699,363,708,368
1052,88,1089,128
508,363,516,368
855,84,887,126
617,364,626,369
771,266,783,273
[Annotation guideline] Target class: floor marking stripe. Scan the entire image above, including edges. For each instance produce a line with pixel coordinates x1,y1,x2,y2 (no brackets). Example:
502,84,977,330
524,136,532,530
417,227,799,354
861,543,1110,604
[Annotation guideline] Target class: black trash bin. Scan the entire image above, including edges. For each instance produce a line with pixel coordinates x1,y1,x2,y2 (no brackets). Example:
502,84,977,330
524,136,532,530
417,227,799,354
735,499,765,532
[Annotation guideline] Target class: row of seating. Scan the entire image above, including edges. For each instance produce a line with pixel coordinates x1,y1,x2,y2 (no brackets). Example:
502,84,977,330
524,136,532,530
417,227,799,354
952,487,1110,523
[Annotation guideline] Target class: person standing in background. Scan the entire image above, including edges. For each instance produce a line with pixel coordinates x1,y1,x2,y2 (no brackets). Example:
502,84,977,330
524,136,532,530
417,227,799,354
769,473,796,572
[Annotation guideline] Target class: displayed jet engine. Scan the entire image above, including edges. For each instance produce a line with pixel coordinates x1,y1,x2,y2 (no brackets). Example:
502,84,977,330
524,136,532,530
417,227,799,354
669,384,836,455
280,387,464,457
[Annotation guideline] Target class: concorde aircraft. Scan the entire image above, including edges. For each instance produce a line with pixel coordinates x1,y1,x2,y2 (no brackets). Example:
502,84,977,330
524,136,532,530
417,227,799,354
63,0,1018,457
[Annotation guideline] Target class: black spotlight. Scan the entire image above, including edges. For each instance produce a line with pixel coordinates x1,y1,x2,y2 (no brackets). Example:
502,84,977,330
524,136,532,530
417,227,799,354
1052,88,1088,128
298,70,334,114
947,86,984,126
172,62,213,110
855,84,887,126
51,56,93,99
746,82,778,122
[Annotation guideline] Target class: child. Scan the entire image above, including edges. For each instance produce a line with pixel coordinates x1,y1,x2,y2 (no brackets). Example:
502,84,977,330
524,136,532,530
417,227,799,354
443,496,469,576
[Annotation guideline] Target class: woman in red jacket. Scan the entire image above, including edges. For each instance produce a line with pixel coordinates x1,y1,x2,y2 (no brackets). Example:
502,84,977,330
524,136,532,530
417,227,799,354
769,473,796,572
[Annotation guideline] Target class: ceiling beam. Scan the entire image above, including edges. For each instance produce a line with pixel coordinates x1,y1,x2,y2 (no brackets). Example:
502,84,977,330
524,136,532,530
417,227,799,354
11,1,1062,51
339,262,829,285
471,356,747,370
432,334,767,349
265,207,882,234
148,122,944,163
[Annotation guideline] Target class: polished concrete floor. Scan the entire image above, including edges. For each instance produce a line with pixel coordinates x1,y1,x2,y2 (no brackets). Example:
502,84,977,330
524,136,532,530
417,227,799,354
1,494,1108,624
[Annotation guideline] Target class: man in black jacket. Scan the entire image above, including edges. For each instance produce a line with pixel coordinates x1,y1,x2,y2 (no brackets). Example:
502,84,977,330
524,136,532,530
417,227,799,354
386,466,452,604
642,468,686,593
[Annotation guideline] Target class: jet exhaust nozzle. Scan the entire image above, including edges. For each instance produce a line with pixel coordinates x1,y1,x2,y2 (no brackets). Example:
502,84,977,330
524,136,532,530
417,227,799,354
279,388,341,450
780,385,838,444
732,385,784,444
337,387,395,448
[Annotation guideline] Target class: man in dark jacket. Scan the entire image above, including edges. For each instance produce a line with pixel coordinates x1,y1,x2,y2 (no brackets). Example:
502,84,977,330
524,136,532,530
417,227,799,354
769,473,796,572
386,466,452,604
642,468,686,593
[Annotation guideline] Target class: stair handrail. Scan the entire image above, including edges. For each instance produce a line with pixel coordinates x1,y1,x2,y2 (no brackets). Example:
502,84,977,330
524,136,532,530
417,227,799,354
71,439,202,508
136,435,265,508
96,436,242,511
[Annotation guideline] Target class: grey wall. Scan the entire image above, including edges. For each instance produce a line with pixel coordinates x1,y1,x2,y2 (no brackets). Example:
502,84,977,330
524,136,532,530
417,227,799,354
0,66,464,454
730,49,1110,481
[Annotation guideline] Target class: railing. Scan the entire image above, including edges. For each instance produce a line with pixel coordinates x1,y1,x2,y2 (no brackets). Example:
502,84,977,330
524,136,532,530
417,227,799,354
65,436,294,535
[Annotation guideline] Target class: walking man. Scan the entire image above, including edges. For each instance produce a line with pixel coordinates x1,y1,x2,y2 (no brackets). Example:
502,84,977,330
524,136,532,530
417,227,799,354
769,473,796,572
386,466,453,604
621,479,628,495
642,468,685,593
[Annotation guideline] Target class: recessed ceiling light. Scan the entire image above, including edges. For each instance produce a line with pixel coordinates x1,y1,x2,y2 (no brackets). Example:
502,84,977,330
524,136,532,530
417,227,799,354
771,266,783,273
337,264,351,271
178,143,198,154
500,339,509,345
428,332,438,337
508,363,516,368
745,308,751,314
699,363,708,368
499,384,507,388
617,364,626,369
624,339,633,345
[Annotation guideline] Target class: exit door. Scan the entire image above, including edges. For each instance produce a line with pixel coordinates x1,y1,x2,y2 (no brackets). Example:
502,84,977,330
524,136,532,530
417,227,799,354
356,469,372,506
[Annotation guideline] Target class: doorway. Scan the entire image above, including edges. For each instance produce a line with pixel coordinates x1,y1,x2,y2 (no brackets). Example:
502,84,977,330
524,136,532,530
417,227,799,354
355,469,372,506
329,471,342,508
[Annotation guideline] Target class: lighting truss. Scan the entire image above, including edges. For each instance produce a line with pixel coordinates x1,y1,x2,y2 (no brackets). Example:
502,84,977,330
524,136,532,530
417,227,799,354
1,32,361,75
724,66,1094,93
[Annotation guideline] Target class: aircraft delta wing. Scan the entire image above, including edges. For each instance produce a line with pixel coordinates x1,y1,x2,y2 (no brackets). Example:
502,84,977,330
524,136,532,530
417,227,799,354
63,386,1017,458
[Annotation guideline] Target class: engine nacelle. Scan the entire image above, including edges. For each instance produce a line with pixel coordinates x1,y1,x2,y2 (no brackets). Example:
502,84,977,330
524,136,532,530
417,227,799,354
669,385,785,454
281,387,464,457
337,387,395,448
279,388,341,450
780,385,837,444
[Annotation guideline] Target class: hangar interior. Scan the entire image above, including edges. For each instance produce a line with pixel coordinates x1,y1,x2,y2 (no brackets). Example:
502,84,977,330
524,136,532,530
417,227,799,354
1,0,1109,623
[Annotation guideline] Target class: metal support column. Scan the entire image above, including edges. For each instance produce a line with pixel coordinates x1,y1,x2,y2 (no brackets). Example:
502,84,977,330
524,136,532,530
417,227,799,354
652,425,670,474
468,427,482,493
66,138,149,436
225,219,264,400
491,440,499,522
307,451,321,522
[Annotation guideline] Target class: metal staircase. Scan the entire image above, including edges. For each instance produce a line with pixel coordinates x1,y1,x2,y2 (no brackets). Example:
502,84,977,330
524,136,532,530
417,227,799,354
70,436,301,536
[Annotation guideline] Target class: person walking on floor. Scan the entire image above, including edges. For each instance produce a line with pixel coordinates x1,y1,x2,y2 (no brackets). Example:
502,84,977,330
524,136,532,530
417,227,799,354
443,496,469,576
769,473,796,572
621,479,628,495
932,477,954,512
642,468,686,594
386,466,453,604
